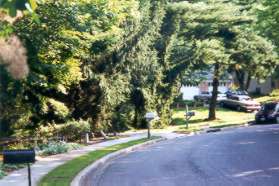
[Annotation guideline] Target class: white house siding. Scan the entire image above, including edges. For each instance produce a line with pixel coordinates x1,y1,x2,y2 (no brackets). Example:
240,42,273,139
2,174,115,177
180,86,200,100
180,83,230,100
208,86,229,93
248,77,273,95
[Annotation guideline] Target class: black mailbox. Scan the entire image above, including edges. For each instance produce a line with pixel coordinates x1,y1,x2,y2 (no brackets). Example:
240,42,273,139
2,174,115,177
3,149,35,164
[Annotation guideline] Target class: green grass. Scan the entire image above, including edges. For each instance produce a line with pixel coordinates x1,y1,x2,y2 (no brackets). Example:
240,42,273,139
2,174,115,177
170,107,254,133
39,137,156,186
253,95,279,104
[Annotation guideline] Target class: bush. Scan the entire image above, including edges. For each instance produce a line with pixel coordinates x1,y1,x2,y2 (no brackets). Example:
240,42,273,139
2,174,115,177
38,141,81,156
0,163,26,179
35,124,58,143
151,120,165,129
58,120,91,142
0,168,6,179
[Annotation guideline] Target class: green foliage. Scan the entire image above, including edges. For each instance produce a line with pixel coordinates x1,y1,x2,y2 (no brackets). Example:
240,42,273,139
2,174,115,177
42,99,70,121
1,0,278,138
58,120,90,141
0,163,26,179
270,89,279,97
168,0,278,119
0,168,5,179
35,123,58,142
257,0,279,51
38,141,81,156
0,0,37,17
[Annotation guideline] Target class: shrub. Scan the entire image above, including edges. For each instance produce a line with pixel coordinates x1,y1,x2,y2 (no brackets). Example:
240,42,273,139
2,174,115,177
151,120,165,129
0,163,26,179
35,124,58,143
58,120,91,142
0,168,6,179
39,141,81,156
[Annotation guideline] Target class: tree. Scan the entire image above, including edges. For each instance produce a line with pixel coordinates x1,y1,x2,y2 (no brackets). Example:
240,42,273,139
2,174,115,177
0,0,172,136
0,0,37,17
229,31,278,90
0,0,142,136
169,0,278,120
0,0,39,80
257,0,279,51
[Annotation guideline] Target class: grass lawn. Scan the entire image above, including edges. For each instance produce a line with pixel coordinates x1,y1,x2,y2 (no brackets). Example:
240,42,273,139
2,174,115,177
169,107,255,133
39,137,156,186
253,95,279,104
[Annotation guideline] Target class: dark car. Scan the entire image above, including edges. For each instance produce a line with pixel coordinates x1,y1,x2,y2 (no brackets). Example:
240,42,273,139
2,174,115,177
219,95,261,112
255,102,279,123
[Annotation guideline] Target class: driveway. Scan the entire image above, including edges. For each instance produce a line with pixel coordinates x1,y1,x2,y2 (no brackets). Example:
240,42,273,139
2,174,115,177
83,124,279,186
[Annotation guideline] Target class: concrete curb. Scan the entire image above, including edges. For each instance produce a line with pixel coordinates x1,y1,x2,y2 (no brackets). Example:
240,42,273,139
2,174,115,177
71,137,165,186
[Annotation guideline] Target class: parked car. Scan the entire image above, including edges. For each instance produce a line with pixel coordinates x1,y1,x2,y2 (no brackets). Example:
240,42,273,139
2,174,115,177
194,91,227,103
225,89,248,99
255,102,279,123
194,91,211,102
217,93,227,101
219,95,261,112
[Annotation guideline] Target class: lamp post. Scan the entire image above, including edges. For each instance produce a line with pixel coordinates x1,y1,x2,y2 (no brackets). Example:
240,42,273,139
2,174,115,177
144,112,159,139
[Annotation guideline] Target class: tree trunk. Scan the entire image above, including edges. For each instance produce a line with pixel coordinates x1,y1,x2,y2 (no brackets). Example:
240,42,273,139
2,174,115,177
245,72,251,91
208,63,220,121
235,70,245,90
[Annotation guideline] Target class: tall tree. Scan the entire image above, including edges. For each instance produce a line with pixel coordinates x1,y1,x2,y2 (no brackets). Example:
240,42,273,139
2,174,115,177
169,0,278,120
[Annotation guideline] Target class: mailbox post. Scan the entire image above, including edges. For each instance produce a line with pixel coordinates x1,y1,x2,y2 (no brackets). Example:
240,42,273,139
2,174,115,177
144,112,159,139
185,105,195,129
3,149,35,186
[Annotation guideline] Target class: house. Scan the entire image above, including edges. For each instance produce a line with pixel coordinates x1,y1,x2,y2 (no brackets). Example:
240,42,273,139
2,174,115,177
181,75,278,100
248,77,278,95
180,72,233,100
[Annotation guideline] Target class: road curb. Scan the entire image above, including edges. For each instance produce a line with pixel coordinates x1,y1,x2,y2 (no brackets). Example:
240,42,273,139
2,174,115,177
71,137,165,186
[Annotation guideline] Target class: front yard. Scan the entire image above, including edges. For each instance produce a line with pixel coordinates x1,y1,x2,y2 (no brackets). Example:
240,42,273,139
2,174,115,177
169,107,255,133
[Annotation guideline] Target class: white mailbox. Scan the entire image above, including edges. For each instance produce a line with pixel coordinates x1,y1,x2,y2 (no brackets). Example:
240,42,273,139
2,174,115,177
144,112,159,139
145,112,159,121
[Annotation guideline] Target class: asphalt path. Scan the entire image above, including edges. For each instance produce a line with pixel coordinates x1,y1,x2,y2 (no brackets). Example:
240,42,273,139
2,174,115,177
84,124,279,186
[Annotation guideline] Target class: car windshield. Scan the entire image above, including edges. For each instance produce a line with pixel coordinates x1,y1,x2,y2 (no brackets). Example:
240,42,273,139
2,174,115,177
263,103,277,111
240,97,251,101
236,91,248,95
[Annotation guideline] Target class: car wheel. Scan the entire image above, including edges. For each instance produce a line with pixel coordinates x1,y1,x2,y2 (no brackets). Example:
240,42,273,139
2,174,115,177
237,106,241,112
276,117,279,124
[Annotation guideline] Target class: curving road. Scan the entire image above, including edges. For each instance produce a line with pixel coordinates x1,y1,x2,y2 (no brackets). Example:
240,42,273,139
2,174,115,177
83,124,279,186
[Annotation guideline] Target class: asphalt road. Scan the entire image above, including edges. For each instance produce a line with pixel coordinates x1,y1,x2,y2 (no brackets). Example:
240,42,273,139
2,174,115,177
84,124,279,186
